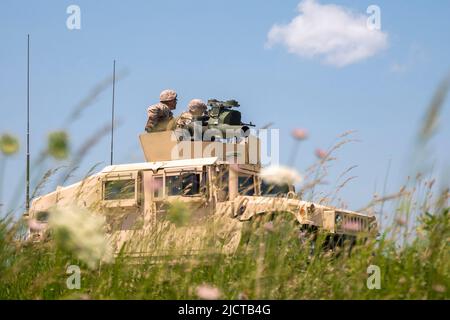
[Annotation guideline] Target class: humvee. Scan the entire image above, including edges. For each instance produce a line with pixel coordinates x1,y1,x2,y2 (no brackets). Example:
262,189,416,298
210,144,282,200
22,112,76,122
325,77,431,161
25,128,376,256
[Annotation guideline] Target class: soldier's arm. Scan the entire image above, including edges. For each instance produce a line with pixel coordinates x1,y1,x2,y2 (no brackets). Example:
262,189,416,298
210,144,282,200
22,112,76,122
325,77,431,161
175,113,191,129
175,115,185,129
145,107,160,132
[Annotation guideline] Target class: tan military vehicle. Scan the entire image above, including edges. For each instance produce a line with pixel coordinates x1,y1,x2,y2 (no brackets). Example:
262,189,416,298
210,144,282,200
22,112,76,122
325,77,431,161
26,100,376,257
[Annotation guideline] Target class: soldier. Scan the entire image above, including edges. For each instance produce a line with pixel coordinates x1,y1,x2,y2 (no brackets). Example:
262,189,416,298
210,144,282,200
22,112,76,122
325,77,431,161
145,89,178,132
176,99,207,129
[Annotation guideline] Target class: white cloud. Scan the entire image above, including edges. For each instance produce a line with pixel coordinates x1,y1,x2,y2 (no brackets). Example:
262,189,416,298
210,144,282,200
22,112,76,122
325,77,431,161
266,0,388,67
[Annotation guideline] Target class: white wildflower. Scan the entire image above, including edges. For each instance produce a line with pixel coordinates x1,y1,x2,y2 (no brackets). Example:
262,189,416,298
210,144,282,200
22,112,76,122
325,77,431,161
432,284,446,293
260,165,302,186
49,205,113,269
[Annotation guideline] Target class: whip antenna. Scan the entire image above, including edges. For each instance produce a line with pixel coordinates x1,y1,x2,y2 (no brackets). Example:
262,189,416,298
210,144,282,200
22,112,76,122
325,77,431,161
26,34,30,215
110,60,116,166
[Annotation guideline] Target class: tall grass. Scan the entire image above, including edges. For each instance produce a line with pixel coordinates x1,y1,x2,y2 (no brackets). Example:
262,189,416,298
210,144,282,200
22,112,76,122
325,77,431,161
0,205,448,299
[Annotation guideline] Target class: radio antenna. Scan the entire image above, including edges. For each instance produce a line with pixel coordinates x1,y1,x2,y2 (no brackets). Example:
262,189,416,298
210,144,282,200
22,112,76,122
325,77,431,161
110,60,116,166
25,34,30,214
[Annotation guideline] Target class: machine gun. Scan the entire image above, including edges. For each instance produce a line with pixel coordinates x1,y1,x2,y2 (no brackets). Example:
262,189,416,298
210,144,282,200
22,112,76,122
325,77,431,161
180,99,255,141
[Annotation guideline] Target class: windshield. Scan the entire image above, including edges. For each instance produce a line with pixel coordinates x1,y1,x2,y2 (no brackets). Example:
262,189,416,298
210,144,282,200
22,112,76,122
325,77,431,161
238,175,255,195
261,181,290,196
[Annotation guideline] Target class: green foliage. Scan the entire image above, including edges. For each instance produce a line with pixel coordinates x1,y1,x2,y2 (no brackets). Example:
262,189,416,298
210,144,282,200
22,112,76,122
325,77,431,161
166,201,191,227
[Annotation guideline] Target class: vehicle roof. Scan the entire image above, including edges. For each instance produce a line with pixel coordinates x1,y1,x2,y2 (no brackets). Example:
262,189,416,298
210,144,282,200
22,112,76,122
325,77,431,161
32,157,261,203
100,157,220,173
32,157,221,203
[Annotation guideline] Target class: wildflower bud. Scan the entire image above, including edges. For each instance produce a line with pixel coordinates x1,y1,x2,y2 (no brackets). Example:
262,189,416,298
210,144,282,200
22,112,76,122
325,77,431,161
395,217,407,226
315,148,328,159
238,292,249,300
432,284,446,293
48,131,69,160
291,128,308,140
264,221,275,232
0,133,20,156
196,284,221,300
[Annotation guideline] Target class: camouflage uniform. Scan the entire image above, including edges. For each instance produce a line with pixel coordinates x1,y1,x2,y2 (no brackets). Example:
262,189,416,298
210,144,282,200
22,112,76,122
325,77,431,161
145,102,173,132
176,99,207,129
145,89,177,132
176,111,194,129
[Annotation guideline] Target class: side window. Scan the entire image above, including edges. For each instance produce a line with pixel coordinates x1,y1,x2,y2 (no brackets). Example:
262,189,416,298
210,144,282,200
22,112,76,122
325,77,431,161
238,175,255,196
201,168,208,195
153,176,164,199
215,169,229,201
104,179,135,200
166,175,181,195
221,170,229,194
166,173,200,196
35,211,49,222
181,173,200,195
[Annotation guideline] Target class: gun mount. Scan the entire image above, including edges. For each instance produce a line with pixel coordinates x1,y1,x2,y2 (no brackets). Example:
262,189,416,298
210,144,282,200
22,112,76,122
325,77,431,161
180,99,255,141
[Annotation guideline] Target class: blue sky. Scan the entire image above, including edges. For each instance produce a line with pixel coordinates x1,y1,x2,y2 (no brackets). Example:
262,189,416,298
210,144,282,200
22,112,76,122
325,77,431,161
1,0,449,216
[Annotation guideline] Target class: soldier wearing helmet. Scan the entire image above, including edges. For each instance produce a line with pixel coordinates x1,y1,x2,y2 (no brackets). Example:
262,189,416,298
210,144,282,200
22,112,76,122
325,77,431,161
145,89,178,132
176,99,207,129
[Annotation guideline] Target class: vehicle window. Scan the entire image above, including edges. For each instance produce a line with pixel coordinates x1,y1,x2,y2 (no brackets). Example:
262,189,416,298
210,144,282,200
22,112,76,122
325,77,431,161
153,176,164,198
261,181,289,196
166,173,200,196
216,170,229,201
181,173,200,195
239,175,255,195
104,179,135,200
36,211,49,222
166,175,182,195
220,170,229,194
